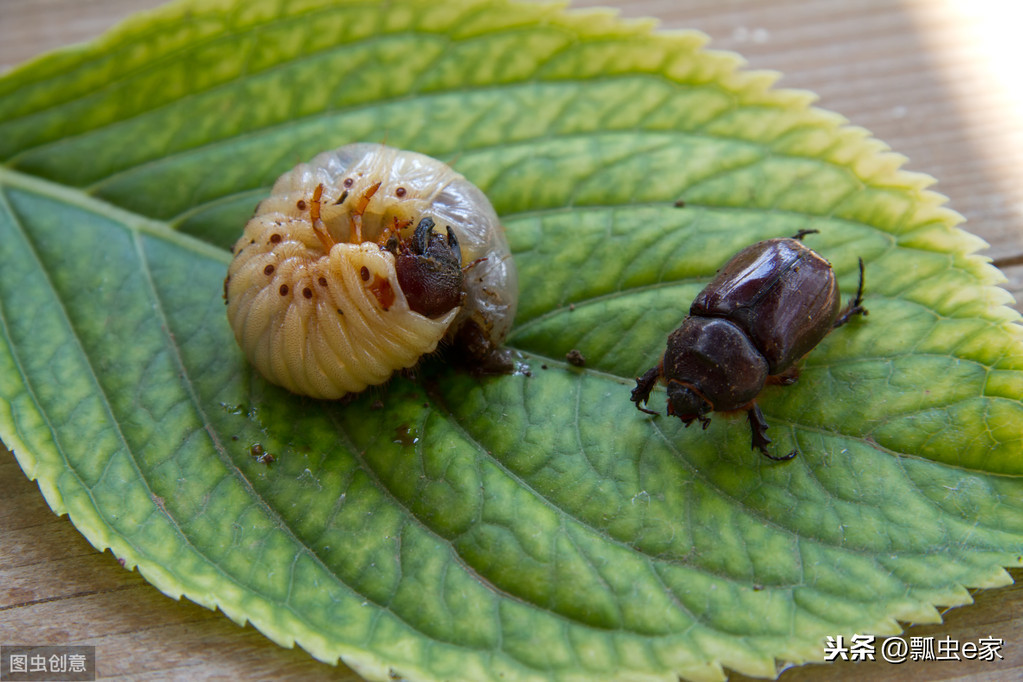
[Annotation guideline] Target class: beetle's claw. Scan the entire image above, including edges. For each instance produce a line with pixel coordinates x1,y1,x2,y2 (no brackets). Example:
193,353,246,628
770,449,798,461
791,228,820,241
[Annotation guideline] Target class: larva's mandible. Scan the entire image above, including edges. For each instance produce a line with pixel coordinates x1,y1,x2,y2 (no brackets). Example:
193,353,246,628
224,144,518,399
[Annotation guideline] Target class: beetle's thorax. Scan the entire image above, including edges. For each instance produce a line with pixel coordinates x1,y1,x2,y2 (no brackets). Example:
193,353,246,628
662,317,769,412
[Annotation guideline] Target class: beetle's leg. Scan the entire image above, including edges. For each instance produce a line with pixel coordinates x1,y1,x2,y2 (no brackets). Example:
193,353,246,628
791,229,820,241
679,414,711,429
767,366,800,386
833,257,868,328
630,367,661,416
309,184,336,254
747,403,797,461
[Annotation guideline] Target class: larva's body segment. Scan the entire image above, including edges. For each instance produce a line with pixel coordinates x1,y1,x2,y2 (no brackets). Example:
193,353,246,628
225,144,517,399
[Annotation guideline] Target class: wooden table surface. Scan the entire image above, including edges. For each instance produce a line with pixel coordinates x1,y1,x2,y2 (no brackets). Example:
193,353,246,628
2,1,1022,680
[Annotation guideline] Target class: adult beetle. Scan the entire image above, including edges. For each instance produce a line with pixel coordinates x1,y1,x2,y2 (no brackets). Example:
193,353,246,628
630,230,866,460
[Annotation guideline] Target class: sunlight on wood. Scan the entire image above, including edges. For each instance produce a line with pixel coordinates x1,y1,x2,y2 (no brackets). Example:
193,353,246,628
906,0,1023,236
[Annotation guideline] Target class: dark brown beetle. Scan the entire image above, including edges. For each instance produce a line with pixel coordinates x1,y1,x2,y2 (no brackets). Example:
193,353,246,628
630,230,866,460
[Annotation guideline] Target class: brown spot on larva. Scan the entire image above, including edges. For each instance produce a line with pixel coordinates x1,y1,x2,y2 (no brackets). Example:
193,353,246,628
335,190,348,205
396,187,406,197
270,233,282,244
337,308,344,315
279,284,289,296
369,275,395,311
303,287,313,299
264,264,275,276
566,349,586,367
343,177,354,188
318,276,328,287
297,199,307,210
360,266,370,281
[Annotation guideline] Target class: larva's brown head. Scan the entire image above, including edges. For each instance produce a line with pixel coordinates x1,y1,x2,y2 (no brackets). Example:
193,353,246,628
395,217,464,318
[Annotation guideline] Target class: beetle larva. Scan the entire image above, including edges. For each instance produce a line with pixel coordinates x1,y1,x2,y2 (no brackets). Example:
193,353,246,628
225,143,518,399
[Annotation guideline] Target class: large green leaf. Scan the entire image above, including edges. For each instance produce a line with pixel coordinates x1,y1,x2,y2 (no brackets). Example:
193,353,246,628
2,1,1022,680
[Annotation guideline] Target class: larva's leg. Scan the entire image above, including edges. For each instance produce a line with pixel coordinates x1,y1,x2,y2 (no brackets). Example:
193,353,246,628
378,216,413,248
349,182,381,243
309,184,336,253
462,257,488,273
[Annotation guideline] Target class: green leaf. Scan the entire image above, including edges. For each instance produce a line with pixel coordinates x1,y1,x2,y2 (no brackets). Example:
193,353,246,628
1,0,1022,680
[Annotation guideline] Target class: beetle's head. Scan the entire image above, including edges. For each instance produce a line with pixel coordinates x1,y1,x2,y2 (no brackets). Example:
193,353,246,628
665,381,712,422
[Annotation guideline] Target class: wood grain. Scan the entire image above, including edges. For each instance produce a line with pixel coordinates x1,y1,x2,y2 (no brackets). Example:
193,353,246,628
2,1,1022,680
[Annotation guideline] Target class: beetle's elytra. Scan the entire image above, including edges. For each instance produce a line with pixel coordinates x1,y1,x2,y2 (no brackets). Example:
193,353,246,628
224,144,518,399
630,230,867,460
